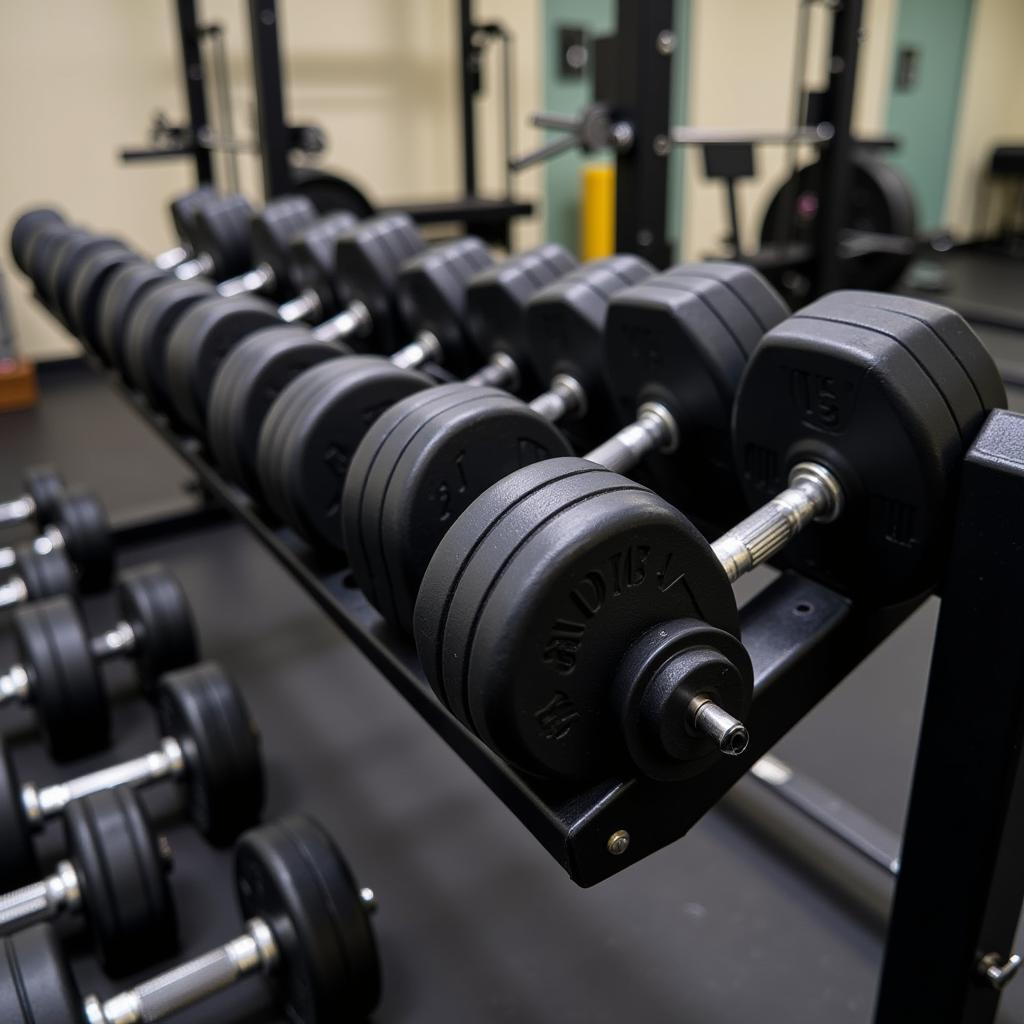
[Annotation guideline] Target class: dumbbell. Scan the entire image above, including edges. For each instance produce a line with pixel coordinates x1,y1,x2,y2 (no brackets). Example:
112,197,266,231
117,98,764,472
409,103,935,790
0,789,176,975
254,239,613,550
0,465,65,533
344,263,787,636
0,815,380,1024
125,211,360,421
0,546,77,613
413,290,1007,785
1,564,198,760
0,489,113,595
0,660,264,888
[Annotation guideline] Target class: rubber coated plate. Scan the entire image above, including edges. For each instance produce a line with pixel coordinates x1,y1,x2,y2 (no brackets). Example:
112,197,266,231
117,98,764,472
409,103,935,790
290,167,377,220
157,662,264,844
0,740,37,888
64,243,136,349
246,195,318,301
0,927,81,1024
235,815,381,1022
55,490,113,594
419,458,736,781
164,295,281,433
118,563,198,694
121,278,215,409
13,596,109,760
64,788,177,975
344,385,571,634
734,310,963,601
189,193,253,278
257,357,433,549
15,546,75,601
11,208,62,273
96,261,168,366
22,465,65,525
49,235,123,327
26,226,85,309
664,261,791,335
206,328,340,492
285,212,358,315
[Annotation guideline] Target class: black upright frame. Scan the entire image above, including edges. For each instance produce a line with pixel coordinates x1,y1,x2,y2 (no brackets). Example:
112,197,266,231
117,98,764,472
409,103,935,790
247,0,294,200
176,0,214,185
458,0,478,198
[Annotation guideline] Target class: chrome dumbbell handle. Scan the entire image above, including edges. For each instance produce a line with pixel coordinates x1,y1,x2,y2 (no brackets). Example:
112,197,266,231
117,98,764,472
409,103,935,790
173,251,215,281
389,330,444,371
0,861,80,933
89,620,137,661
585,402,678,475
463,352,521,391
152,245,189,271
310,299,373,344
0,496,35,527
0,525,65,572
277,288,323,324
216,262,276,298
528,373,587,423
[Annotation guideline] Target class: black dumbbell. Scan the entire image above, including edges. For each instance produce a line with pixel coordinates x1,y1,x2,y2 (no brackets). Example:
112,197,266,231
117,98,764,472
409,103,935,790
0,489,113,595
343,262,787,636
0,466,65,533
1,564,198,760
0,546,77,613
0,815,380,1024
0,660,264,888
0,788,176,975
120,212,361,418
10,208,65,276
253,239,598,550
413,290,1007,786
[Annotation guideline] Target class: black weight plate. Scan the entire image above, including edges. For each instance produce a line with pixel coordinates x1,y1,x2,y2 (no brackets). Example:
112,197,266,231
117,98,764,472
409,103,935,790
38,231,92,312
664,261,791,334
336,213,426,354
64,242,136,348
395,236,494,375
64,788,177,975
207,328,340,493
48,235,123,327
10,207,63,274
245,195,318,301
464,243,578,394
24,223,83,300
285,212,358,315
168,185,219,248
164,295,281,434
0,740,37,887
734,313,962,601
439,459,736,780
15,546,76,602
601,265,785,519
526,255,655,445
290,167,377,220
13,596,108,761
157,661,264,845
346,385,571,634
826,290,1006,422
118,564,198,694
189,193,254,278
258,357,433,549
55,490,113,594
96,261,168,366
121,278,216,409
235,816,381,1023
794,295,982,445
22,465,65,526
0,926,81,1024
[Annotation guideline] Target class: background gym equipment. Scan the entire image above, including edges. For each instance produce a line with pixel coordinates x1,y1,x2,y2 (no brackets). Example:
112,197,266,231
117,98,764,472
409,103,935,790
0,545,77,613
0,789,176,976
0,815,380,1024
0,563,199,760
0,465,65,532
0,660,264,888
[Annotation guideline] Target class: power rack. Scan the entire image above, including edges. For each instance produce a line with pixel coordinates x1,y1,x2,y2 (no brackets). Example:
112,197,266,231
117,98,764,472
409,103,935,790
61,343,1024,1024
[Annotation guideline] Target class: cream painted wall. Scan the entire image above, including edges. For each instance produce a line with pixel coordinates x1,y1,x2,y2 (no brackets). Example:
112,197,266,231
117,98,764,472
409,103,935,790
680,0,898,260
0,1,541,362
944,0,1024,239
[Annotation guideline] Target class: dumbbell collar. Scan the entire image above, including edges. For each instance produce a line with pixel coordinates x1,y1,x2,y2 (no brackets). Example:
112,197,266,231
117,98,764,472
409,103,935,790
528,373,587,423
0,859,81,932
462,351,520,391
277,287,322,324
21,736,185,826
0,495,34,527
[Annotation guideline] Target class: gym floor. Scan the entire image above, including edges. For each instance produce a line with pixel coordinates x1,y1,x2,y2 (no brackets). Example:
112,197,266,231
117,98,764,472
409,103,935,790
3,252,1024,1023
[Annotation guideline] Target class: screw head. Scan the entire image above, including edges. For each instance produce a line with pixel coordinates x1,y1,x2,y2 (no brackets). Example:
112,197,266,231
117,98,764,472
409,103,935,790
359,886,379,913
656,30,676,56
653,134,671,157
157,835,174,870
607,829,630,856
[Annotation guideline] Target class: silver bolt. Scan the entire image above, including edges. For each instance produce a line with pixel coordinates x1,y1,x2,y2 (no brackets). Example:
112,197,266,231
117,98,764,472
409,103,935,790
652,134,671,157
691,698,750,756
656,30,676,56
979,951,1022,990
157,835,174,868
636,228,654,248
607,830,630,856
359,887,378,914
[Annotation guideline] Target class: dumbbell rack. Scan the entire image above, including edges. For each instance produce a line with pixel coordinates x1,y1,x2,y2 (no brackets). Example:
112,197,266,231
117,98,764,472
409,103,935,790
58,349,1024,1024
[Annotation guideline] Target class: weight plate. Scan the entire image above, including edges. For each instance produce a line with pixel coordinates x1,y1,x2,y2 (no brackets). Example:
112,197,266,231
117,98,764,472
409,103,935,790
13,596,108,761
0,740,38,888
24,224,83,305
168,185,219,250
346,385,571,634
190,193,253,278
236,816,381,1022
64,242,136,349
285,212,358,316
290,167,377,220
65,788,177,975
22,466,65,526
55,490,113,594
0,926,81,1024
96,261,168,366
10,207,63,274
157,662,264,845
121,278,215,409
246,195,318,301
664,261,791,335
734,311,963,601
164,295,281,434
207,328,340,493
48,235,123,327
15,546,75,602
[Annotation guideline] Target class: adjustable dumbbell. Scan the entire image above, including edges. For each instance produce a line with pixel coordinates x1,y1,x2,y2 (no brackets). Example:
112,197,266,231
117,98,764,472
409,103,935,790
0,466,65,533
0,789,176,975
344,262,787,635
0,815,380,1024
0,489,113,595
123,211,360,419
0,660,264,888
1,563,198,760
413,290,1007,785
253,239,603,549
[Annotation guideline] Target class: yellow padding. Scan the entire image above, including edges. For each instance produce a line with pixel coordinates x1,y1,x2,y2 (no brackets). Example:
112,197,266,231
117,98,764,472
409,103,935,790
580,162,615,259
